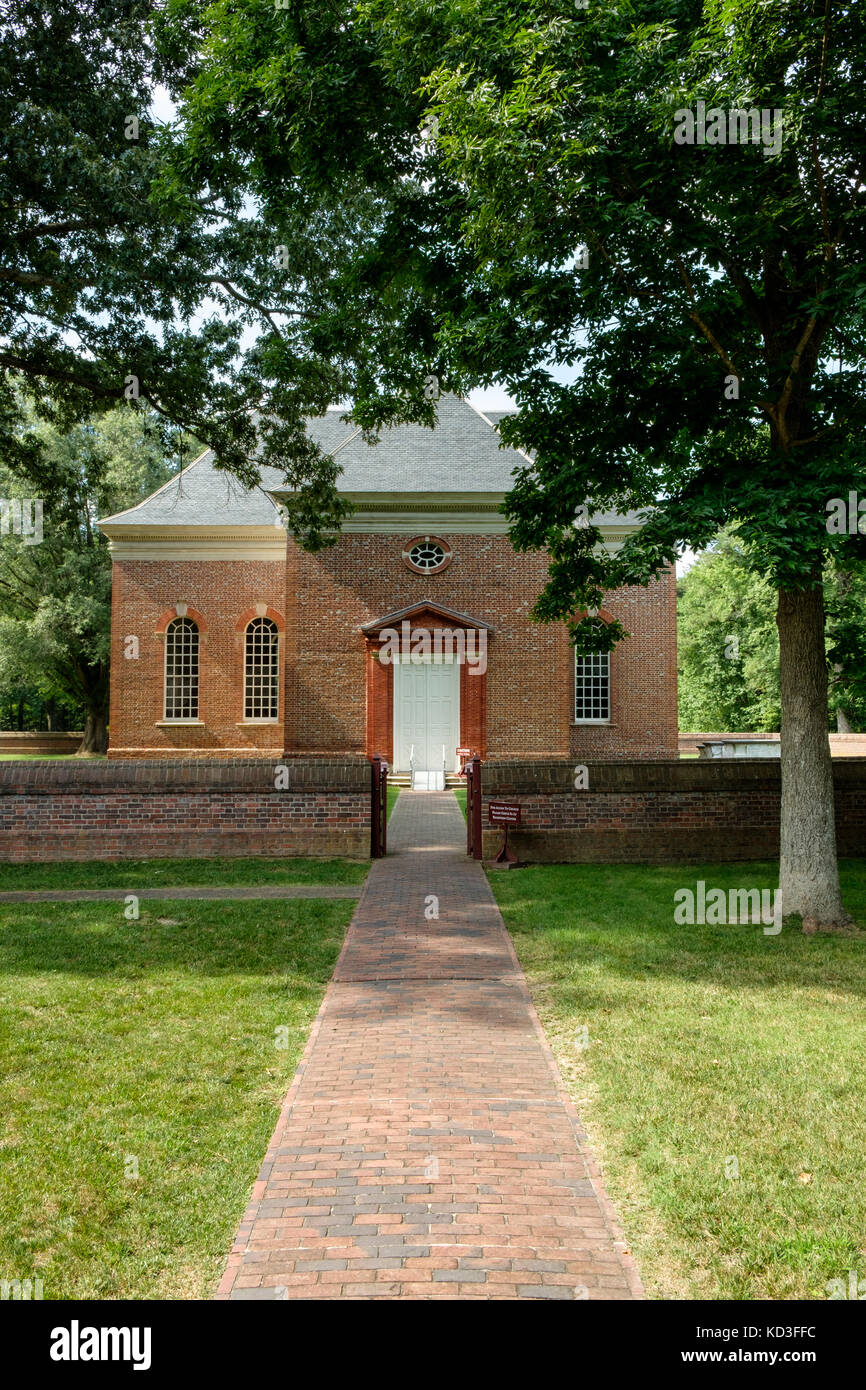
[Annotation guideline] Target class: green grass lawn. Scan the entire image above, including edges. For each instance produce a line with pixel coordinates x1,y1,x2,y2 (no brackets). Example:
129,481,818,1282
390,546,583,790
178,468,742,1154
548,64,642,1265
487,858,866,1301
387,783,400,821
0,855,369,892
453,785,467,818
0,896,353,1299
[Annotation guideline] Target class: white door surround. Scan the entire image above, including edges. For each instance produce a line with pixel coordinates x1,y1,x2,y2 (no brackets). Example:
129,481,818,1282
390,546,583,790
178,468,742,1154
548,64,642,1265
393,655,460,775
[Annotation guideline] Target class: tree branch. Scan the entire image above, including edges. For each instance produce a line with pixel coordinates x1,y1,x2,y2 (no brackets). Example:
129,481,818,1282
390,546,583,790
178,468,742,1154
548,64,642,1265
206,276,285,335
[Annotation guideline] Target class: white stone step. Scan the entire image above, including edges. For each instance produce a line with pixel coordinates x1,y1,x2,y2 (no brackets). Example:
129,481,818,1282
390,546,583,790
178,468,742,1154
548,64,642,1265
411,769,446,791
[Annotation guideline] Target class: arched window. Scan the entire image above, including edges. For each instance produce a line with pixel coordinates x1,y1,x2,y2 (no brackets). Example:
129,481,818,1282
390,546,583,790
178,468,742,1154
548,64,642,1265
245,617,279,720
164,617,199,720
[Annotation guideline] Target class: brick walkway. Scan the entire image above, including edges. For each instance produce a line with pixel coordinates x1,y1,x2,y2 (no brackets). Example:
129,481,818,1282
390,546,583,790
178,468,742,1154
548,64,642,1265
216,792,643,1300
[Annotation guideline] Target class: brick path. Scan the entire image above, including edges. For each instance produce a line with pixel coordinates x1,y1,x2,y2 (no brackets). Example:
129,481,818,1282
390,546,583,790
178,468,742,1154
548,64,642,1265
217,792,643,1300
0,885,361,903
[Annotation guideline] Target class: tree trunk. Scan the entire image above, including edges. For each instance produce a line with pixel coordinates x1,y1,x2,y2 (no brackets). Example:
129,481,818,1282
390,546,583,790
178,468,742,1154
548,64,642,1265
77,710,108,755
836,707,852,734
776,583,848,929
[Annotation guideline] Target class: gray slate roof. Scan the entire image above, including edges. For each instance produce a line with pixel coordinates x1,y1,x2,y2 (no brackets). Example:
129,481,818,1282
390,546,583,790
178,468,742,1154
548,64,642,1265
99,394,530,529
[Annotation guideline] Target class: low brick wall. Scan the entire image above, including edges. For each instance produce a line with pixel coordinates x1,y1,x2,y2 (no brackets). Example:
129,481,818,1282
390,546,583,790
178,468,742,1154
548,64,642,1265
0,731,83,755
0,758,371,862
480,759,866,863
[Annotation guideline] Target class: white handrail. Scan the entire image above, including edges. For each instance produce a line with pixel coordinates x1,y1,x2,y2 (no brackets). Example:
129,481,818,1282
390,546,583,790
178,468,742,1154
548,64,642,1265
442,743,446,773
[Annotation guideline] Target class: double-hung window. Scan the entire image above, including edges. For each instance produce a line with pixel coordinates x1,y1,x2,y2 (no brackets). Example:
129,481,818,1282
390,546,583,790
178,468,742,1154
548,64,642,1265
574,650,610,723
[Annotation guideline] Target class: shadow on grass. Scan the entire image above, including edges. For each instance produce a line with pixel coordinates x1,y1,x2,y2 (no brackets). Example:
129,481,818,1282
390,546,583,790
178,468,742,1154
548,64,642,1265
488,858,866,1001
0,898,354,980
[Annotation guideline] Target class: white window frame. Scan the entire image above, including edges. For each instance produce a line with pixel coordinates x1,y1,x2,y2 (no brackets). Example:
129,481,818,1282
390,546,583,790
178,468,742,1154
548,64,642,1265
574,649,610,724
164,617,200,722
243,617,280,723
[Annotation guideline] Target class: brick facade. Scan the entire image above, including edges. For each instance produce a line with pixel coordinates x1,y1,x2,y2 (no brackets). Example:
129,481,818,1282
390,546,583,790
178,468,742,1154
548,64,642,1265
110,559,286,758
107,534,678,762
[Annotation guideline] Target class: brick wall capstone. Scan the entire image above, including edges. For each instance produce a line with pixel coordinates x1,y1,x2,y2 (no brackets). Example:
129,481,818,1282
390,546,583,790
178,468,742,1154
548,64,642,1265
479,758,866,863
0,757,371,862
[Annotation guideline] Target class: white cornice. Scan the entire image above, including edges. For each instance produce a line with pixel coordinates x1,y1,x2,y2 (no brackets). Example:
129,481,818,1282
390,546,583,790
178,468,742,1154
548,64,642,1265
101,510,640,554
101,524,287,562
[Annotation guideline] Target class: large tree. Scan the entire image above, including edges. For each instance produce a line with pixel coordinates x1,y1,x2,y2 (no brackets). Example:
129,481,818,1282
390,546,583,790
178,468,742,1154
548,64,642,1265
180,0,866,927
0,0,355,546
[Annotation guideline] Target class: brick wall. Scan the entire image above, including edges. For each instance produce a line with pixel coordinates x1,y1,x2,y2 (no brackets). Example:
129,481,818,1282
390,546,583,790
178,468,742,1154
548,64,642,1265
107,535,679,761
5,757,861,867
570,567,678,761
109,558,286,758
0,759,370,862
288,534,678,760
289,534,572,759
479,759,866,863
0,732,82,754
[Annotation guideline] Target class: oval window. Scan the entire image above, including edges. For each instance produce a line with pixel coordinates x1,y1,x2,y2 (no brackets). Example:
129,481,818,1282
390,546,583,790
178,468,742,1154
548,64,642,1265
402,536,452,574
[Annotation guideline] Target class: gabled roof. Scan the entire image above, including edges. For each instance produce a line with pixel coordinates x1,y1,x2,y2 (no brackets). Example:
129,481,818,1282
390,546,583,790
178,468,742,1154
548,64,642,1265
99,394,530,530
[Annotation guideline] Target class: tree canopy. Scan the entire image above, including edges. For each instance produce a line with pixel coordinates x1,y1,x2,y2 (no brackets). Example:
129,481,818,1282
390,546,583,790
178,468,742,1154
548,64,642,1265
180,0,866,603
176,0,866,924
0,0,357,547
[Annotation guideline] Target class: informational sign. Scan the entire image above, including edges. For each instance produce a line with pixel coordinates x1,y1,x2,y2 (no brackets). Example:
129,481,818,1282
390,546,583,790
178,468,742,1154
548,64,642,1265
488,801,521,826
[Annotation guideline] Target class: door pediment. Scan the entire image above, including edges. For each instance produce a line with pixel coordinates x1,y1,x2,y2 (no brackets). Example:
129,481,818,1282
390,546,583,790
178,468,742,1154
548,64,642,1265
361,601,493,636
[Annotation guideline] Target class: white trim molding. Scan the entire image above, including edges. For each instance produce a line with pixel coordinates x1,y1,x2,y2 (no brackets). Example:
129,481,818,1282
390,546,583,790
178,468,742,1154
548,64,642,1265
100,525,288,561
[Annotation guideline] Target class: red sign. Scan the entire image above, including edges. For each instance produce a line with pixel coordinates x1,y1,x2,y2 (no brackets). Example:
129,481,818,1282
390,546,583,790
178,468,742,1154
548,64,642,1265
488,801,521,826
456,746,471,755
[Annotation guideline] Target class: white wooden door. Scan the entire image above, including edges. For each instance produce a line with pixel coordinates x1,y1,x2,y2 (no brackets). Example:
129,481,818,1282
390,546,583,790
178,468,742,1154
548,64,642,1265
393,658,459,771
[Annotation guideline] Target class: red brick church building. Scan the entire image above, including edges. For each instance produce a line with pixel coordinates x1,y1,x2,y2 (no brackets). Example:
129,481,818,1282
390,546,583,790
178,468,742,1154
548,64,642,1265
99,395,677,767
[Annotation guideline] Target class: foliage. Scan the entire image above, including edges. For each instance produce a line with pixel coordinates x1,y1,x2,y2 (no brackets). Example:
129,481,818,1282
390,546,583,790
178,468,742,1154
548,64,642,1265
678,531,866,731
179,0,866,616
0,403,183,744
678,534,781,731
0,0,356,546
